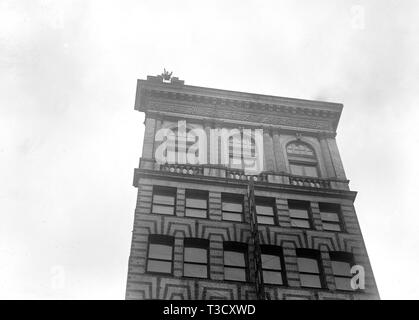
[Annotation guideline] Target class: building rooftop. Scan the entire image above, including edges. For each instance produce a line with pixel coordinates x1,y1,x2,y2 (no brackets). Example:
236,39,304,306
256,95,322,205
135,74,343,133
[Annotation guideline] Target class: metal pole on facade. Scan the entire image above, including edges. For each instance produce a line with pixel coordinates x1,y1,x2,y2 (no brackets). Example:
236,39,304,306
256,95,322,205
247,177,265,300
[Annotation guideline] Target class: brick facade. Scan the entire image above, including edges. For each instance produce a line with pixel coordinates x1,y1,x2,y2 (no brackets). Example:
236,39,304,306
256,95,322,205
125,75,379,300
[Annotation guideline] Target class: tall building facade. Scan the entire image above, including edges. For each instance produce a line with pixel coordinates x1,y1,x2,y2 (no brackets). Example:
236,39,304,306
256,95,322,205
125,74,379,300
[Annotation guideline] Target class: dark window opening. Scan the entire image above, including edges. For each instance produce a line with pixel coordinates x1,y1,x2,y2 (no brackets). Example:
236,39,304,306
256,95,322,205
296,248,324,288
261,245,287,286
146,235,174,275
330,251,356,291
288,200,312,229
152,186,176,215
255,197,276,225
319,203,343,232
185,190,208,219
183,238,209,279
223,242,248,282
221,193,244,222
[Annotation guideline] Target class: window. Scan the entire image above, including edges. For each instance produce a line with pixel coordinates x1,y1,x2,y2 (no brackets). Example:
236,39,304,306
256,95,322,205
152,186,176,215
183,238,209,278
228,132,257,169
287,141,319,177
185,190,208,218
221,194,243,222
261,245,286,285
223,242,248,282
319,203,343,232
146,235,174,274
167,127,199,162
330,252,355,291
228,133,243,168
296,249,324,288
255,197,276,225
288,200,311,229
289,163,319,177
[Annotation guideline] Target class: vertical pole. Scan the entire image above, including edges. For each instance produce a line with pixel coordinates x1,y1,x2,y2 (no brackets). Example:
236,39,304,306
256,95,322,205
247,178,265,300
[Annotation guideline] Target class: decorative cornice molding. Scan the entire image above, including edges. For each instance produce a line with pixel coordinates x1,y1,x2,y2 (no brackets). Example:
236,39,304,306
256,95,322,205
135,77,343,132
141,88,340,119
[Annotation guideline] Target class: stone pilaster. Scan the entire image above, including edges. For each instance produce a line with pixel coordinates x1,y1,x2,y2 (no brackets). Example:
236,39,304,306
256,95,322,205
319,134,336,178
142,117,157,159
209,235,224,281
208,192,222,221
272,129,287,172
310,202,324,231
263,127,276,171
276,197,292,227
327,138,347,180
173,237,184,277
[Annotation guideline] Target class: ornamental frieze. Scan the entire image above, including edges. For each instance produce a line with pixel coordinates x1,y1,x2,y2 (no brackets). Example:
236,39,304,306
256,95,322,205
146,100,332,131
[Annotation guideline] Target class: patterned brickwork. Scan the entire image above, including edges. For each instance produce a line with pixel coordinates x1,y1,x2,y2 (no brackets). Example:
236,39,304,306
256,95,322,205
127,77,379,300
126,179,379,300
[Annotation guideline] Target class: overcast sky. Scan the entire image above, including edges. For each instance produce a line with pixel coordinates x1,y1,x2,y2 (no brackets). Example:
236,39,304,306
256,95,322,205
1,0,419,299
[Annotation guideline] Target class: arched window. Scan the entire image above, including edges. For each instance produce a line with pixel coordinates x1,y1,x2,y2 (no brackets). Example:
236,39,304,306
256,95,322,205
164,124,200,164
286,141,319,177
228,131,257,170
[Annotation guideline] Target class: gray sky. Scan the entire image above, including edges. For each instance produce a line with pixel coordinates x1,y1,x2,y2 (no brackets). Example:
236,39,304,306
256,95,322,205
1,0,418,299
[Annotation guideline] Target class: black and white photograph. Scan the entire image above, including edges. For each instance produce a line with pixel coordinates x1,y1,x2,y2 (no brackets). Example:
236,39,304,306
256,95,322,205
1,0,418,304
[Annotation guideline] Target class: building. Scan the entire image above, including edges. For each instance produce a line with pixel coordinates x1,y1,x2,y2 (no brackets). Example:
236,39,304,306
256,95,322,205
125,73,379,300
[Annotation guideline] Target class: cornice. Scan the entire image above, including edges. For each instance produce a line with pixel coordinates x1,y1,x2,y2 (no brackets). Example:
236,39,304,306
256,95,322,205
135,77,343,132
133,168,357,201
